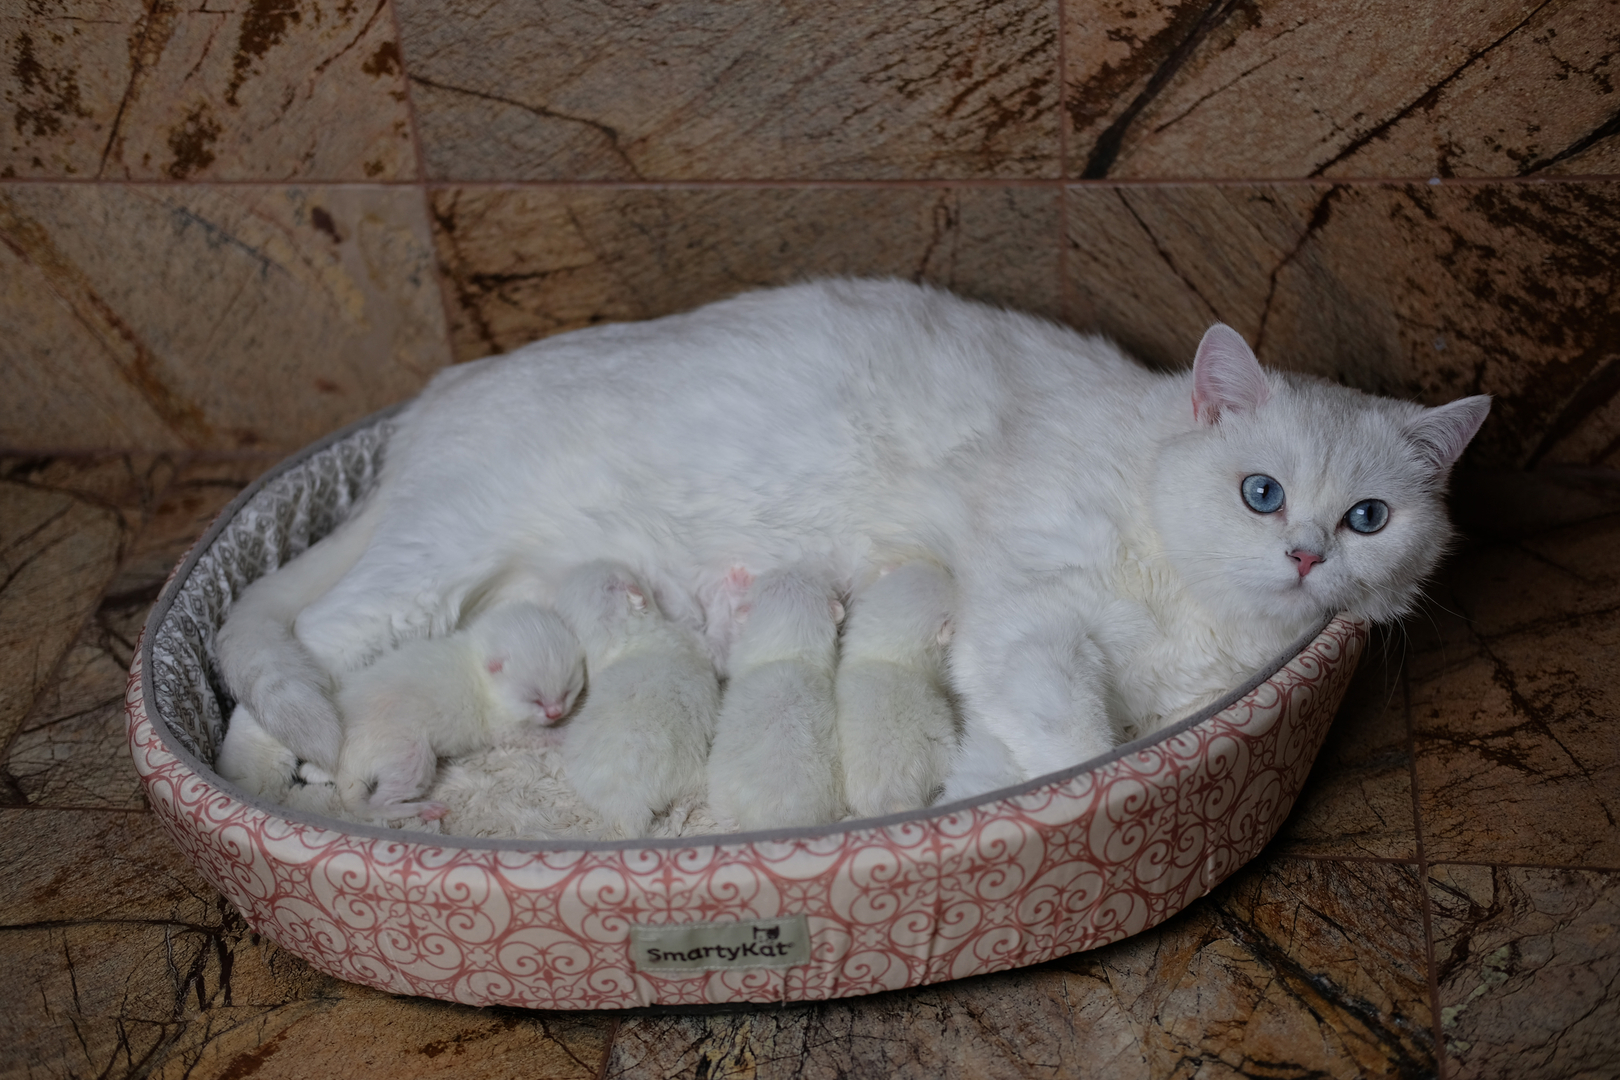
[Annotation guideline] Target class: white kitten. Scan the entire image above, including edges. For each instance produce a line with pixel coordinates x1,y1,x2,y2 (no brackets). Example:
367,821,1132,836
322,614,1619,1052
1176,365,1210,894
552,561,721,839
334,602,585,821
218,280,1488,812
835,561,959,817
707,568,847,830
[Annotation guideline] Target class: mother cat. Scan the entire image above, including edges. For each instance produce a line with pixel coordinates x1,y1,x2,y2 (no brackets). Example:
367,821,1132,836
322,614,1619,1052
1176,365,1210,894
218,279,1489,824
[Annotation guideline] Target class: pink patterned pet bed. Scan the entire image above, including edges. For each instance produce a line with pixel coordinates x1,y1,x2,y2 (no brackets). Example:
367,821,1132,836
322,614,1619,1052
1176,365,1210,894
126,411,1367,1009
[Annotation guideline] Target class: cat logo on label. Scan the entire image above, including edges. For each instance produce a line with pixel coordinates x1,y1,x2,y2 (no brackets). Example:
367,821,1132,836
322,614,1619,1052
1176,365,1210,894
630,915,810,972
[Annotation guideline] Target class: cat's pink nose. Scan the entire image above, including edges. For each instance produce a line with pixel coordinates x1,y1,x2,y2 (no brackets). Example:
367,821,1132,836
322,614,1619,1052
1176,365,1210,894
544,702,566,720
1288,549,1324,577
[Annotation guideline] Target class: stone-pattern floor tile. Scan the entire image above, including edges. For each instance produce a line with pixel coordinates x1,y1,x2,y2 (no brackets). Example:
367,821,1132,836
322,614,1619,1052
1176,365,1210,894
3,457,271,810
1063,0,1620,180
0,808,220,926
1275,627,1416,860
431,185,1064,361
1430,865,1620,1080
399,0,1058,181
1,185,450,452
3,922,213,1079
1065,181,1620,471
0,475,127,753
607,857,1434,1079
2,0,417,180
3,895,615,1080
1409,504,1620,867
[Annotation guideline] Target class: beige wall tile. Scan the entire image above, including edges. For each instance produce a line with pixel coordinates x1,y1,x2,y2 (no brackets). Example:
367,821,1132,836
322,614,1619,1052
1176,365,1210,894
1065,0,1620,180
1430,865,1620,1080
1066,180,1620,469
1,185,450,451
2,0,417,180
399,0,1059,180
431,185,1064,361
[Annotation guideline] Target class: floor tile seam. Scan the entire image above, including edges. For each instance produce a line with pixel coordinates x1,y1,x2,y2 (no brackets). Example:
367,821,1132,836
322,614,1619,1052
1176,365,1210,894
3,175,1619,190
0,916,225,934
594,1014,622,1080
1405,667,1451,1080
0,804,153,814
1424,858,1620,875
1266,851,1423,866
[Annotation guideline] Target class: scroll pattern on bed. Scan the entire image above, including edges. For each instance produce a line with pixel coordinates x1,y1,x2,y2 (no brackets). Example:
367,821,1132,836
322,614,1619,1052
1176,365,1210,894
127,614,1365,1009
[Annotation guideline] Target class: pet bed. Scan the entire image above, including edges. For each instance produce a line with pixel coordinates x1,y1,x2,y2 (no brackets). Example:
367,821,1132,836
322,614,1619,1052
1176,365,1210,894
126,410,1367,1009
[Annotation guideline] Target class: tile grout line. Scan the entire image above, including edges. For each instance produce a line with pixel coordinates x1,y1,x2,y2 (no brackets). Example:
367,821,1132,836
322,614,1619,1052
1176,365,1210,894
381,0,461,373
1405,657,1451,1080
3,175,1620,190
594,1014,622,1080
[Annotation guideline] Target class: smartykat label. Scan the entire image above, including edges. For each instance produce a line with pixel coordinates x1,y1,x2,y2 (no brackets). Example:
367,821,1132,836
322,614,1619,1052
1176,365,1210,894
630,915,810,973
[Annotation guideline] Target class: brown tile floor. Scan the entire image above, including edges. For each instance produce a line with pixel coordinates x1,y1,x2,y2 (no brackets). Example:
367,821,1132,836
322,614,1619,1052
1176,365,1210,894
2,456,1616,1079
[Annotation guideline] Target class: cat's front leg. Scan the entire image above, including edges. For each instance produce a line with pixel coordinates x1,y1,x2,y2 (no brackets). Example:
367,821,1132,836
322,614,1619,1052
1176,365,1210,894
946,583,1120,798
294,553,466,674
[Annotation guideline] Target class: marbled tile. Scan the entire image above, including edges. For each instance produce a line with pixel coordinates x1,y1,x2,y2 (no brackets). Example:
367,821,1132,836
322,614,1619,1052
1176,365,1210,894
2,0,416,180
149,992,613,1080
0,476,126,754
3,923,206,1077
398,0,1058,181
1275,626,1416,860
431,185,1063,361
1409,509,1620,867
1,185,449,452
1,899,616,1080
0,808,220,925
1065,180,1620,470
109,456,278,599
1064,0,1620,180
1430,865,1620,1080
607,858,1433,1079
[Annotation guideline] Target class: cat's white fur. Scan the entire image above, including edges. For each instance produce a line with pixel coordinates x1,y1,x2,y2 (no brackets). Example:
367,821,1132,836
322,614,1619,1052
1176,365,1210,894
552,561,721,839
334,601,585,820
835,561,959,816
707,567,847,829
218,279,1489,814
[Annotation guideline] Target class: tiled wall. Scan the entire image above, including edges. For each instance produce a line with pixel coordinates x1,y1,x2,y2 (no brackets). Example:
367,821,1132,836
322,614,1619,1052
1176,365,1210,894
3,0,1617,465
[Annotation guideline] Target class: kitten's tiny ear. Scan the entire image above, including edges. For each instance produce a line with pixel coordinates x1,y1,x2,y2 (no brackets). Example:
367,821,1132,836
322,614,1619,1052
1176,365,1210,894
1192,323,1270,423
626,583,647,612
1405,395,1492,472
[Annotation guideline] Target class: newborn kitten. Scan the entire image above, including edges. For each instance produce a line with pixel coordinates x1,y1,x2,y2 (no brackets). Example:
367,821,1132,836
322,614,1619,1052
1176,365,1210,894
835,562,959,817
334,602,585,822
552,561,721,839
707,568,847,830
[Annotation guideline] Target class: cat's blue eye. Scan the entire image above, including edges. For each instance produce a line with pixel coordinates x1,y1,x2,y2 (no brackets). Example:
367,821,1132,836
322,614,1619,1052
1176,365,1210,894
1345,499,1389,534
1241,474,1284,514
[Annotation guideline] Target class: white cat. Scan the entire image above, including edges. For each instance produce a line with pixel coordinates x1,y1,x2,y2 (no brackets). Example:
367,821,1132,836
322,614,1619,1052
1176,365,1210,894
217,279,1488,815
552,561,721,839
707,568,847,830
334,601,585,821
835,561,959,817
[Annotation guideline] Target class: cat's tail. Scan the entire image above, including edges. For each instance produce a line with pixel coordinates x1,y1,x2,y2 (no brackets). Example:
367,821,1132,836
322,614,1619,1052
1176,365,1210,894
215,499,381,773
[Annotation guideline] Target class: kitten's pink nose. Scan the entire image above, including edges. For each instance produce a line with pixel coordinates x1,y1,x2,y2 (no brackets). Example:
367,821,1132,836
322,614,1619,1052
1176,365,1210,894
1288,549,1324,577
544,702,566,720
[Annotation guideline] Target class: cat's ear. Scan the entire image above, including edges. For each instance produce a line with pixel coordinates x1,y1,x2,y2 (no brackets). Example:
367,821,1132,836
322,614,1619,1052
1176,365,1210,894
1192,323,1270,423
1404,395,1492,472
